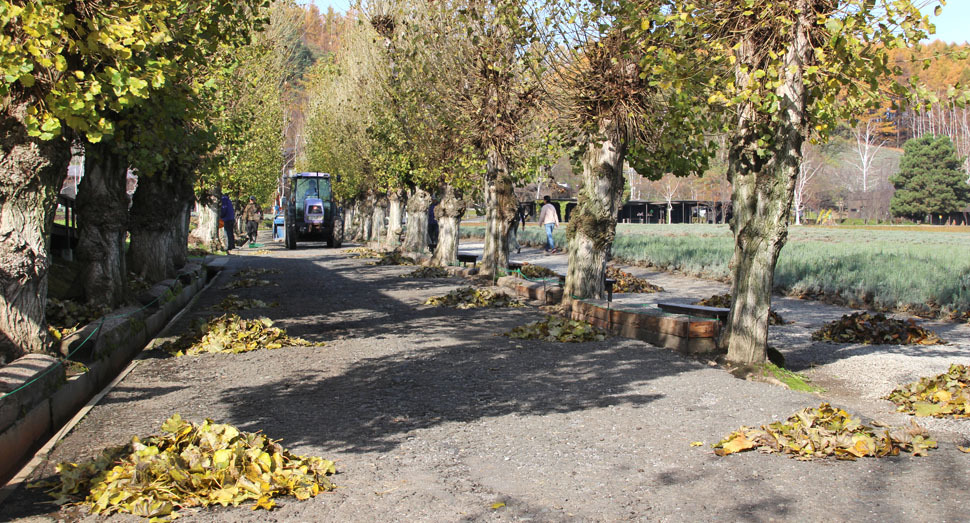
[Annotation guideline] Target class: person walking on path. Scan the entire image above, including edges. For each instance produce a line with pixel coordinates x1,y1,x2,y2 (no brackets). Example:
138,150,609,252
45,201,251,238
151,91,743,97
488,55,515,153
220,194,235,254
242,196,262,245
538,195,559,253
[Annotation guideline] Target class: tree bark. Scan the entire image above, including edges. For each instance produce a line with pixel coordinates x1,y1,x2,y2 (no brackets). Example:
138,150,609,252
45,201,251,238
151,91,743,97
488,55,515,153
358,193,374,243
385,189,405,247
721,4,812,365
564,121,626,301
431,185,466,266
403,187,431,254
128,163,192,282
342,203,355,242
188,191,221,251
480,149,516,279
0,97,70,362
75,142,129,308
371,194,388,245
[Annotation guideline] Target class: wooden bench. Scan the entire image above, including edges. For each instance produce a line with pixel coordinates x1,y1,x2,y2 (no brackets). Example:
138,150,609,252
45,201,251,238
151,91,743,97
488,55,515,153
656,302,729,322
457,253,478,267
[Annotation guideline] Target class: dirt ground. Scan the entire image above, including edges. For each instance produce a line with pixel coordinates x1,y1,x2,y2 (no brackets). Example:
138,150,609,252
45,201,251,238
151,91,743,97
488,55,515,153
2,233,970,522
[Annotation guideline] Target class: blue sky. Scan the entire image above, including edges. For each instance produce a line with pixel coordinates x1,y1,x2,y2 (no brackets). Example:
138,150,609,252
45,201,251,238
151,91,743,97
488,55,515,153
302,0,968,44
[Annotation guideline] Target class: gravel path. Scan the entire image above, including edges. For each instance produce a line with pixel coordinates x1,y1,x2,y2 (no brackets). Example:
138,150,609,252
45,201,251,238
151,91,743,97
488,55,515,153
2,236,969,522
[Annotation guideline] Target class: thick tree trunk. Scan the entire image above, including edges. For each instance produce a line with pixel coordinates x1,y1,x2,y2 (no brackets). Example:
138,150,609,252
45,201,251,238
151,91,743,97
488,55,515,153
480,149,516,279
386,189,405,247
128,164,191,282
358,194,374,243
188,192,221,251
403,187,431,254
343,204,355,242
431,185,466,266
371,194,387,245
722,4,812,365
564,122,626,301
75,142,128,308
173,198,191,267
0,97,70,362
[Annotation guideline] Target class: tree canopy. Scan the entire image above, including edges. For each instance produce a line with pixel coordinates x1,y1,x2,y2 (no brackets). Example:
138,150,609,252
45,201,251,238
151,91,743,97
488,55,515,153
890,134,970,220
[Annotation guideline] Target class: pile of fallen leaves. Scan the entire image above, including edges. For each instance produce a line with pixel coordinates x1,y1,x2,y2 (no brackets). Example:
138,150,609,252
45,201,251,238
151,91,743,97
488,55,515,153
714,403,936,460
811,312,943,345
34,414,335,520
162,314,312,357
401,267,450,278
425,287,523,309
223,278,276,290
507,315,607,342
885,364,970,418
212,295,279,312
372,251,415,266
695,293,785,325
606,266,664,293
517,263,559,280
235,268,281,278
46,298,111,341
348,247,382,259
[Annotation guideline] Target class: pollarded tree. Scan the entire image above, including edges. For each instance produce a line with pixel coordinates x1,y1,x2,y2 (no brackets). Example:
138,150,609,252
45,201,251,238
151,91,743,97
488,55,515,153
890,135,970,222
657,0,939,365
445,0,545,278
543,0,716,300
0,0,264,361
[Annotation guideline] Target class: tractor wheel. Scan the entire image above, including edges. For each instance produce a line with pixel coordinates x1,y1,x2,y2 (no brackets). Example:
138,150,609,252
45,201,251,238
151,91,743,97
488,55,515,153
285,228,297,249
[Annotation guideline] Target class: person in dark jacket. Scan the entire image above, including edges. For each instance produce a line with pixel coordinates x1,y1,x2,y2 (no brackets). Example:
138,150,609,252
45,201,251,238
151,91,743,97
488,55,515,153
242,196,262,244
220,194,235,254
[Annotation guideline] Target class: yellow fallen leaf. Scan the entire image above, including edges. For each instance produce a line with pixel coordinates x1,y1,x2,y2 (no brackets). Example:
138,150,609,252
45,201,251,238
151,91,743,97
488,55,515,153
491,502,506,510
716,433,756,455
958,446,970,453
690,441,704,447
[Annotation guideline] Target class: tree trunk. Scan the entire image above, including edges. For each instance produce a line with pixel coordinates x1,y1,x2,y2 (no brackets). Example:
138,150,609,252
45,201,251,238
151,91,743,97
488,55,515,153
371,194,387,245
128,163,191,282
358,194,374,243
0,97,70,362
173,198,191,267
75,142,129,308
343,204,355,242
480,149,516,279
564,122,626,301
188,192,220,251
403,187,431,254
722,4,811,365
386,189,405,247
431,185,466,266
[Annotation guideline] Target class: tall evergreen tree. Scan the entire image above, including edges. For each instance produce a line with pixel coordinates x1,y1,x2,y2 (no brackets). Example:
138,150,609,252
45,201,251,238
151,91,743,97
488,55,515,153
890,135,970,222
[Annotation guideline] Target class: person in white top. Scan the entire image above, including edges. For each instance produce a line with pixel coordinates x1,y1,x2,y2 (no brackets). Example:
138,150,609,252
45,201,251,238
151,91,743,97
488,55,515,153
538,195,559,253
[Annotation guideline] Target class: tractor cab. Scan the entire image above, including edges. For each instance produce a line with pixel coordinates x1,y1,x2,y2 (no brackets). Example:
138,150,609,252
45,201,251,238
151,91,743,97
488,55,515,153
283,172,340,249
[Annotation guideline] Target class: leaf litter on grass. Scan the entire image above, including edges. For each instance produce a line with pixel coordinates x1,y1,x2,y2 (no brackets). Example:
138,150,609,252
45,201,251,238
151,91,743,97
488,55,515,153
506,315,606,342
885,363,970,418
811,312,943,345
32,414,335,520
425,287,524,309
160,314,312,356
714,403,936,460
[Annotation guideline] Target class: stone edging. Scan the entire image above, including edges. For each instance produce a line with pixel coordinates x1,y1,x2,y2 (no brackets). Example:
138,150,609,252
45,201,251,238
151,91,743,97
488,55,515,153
0,261,211,484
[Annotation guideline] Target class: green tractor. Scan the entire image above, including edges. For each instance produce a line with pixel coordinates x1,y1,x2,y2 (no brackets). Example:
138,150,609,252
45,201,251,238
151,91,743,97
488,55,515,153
283,172,342,249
